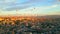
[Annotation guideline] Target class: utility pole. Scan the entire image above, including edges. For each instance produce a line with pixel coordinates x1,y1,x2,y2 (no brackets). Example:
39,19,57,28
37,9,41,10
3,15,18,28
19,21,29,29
33,8,38,16
16,8,19,16
14,0,19,16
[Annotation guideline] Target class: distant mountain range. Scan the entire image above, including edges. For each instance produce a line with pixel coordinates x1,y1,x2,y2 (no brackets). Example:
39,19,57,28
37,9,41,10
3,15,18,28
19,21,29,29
0,15,60,18
36,15,60,18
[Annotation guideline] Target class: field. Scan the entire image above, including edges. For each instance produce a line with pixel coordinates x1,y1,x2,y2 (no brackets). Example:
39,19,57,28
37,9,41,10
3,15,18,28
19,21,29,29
0,16,60,34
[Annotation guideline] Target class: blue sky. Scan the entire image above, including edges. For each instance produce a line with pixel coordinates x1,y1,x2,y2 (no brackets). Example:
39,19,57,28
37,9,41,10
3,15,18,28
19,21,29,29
0,0,60,16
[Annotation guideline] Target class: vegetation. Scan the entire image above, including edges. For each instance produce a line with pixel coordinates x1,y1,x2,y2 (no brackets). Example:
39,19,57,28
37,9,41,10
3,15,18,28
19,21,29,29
0,17,60,34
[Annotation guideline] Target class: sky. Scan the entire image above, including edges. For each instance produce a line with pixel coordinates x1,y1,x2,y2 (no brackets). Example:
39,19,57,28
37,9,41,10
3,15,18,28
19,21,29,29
0,0,60,16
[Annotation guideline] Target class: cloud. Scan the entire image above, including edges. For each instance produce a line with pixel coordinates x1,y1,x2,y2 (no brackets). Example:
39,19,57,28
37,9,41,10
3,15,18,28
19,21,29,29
0,4,60,16
45,4,59,9
34,4,59,10
0,0,44,11
0,0,16,3
3,5,32,11
0,0,60,11
57,0,60,2
0,0,34,11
